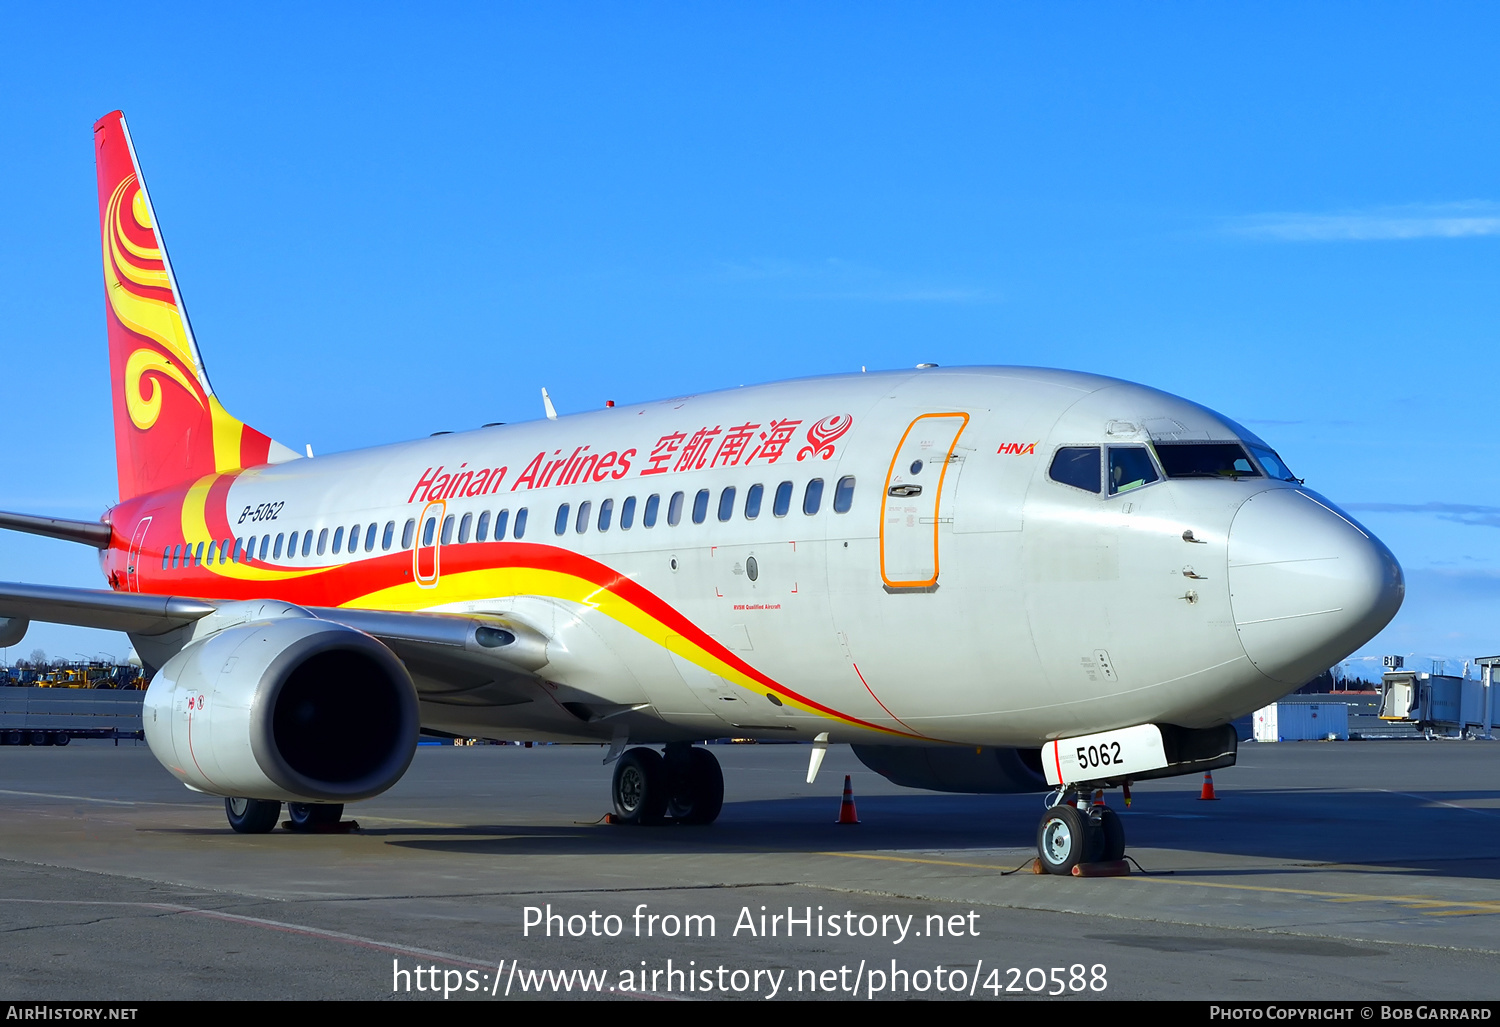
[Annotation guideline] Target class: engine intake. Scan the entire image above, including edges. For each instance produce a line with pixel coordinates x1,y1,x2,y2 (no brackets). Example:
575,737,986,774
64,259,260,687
144,617,419,802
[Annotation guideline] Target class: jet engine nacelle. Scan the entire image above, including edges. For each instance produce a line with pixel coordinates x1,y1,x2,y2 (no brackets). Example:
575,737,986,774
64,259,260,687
851,744,1049,794
143,617,419,802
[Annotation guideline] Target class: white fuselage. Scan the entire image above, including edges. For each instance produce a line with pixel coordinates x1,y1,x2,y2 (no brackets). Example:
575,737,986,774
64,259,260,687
137,366,1401,749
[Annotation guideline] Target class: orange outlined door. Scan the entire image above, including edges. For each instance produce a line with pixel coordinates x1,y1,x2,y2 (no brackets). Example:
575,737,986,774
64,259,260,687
879,413,969,588
126,517,151,593
414,500,444,588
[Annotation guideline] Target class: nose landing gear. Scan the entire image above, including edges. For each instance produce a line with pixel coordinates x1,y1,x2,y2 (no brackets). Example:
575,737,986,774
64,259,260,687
1035,790,1127,875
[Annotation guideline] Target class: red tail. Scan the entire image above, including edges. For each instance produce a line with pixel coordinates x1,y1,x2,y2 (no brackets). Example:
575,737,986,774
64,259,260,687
93,111,295,501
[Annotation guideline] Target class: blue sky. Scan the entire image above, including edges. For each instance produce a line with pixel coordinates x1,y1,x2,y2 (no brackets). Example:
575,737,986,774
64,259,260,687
2,4,1498,678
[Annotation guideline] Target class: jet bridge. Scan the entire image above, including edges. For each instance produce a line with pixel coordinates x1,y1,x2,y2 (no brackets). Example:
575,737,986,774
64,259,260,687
1379,664,1497,739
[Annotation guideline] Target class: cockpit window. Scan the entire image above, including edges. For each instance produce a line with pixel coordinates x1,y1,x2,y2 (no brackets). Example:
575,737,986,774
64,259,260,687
1108,447,1159,495
1153,442,1262,479
1248,444,1299,482
1049,447,1101,493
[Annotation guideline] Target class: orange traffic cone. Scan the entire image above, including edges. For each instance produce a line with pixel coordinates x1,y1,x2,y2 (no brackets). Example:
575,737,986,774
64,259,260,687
837,775,860,824
1091,789,1106,808
1198,772,1218,800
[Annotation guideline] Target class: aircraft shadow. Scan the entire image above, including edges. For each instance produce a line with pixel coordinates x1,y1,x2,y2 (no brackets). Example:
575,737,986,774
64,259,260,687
378,786,1500,881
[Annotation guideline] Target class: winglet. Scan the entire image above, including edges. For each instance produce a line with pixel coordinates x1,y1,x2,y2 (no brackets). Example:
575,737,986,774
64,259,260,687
542,388,558,420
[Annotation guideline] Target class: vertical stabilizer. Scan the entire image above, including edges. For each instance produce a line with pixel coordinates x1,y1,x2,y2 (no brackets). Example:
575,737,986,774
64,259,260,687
94,111,298,501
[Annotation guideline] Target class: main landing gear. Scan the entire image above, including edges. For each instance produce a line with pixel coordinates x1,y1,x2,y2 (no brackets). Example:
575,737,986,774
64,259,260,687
223,798,345,833
611,743,724,826
1035,790,1126,875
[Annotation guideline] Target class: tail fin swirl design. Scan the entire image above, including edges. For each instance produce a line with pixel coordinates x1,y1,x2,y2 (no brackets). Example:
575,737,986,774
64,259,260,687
94,110,296,500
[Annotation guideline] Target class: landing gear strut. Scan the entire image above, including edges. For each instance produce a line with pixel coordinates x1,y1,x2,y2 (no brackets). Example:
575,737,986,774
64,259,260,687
611,744,724,826
1035,791,1126,875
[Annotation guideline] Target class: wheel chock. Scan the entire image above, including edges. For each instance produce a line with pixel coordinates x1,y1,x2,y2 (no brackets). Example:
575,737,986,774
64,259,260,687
1030,858,1046,874
1071,859,1130,877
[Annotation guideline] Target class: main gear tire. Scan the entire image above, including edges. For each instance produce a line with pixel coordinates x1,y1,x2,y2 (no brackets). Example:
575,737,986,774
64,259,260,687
612,747,669,825
225,797,282,834
667,747,724,825
287,802,345,830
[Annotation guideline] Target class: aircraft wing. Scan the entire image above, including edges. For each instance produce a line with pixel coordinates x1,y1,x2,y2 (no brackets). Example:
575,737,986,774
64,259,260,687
0,581,214,635
0,581,549,705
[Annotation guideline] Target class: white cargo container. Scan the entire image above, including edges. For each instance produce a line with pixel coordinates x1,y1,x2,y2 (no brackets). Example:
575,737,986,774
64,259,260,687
1252,702,1349,742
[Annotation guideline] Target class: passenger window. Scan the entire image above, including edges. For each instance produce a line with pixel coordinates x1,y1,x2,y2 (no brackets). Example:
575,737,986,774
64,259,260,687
514,508,528,538
598,498,613,532
400,519,414,550
692,489,709,524
441,515,455,545
773,481,793,517
162,547,170,570
458,513,472,544
803,479,824,515
170,544,180,569
421,518,436,547
1049,447,1102,494
287,532,298,559
555,504,570,536
476,511,490,542
621,496,636,530
206,541,217,566
316,529,328,556
834,476,855,513
246,536,256,562
1108,447,1160,496
303,531,314,557
234,538,245,563
494,509,510,540
576,501,592,534
718,487,735,522
332,526,344,554
273,534,283,559
224,539,233,564
668,491,685,526
195,541,205,566
365,523,377,552
644,494,660,528
745,483,763,519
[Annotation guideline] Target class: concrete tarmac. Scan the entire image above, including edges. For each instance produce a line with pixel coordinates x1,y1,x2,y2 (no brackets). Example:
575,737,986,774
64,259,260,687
1,738,1498,1001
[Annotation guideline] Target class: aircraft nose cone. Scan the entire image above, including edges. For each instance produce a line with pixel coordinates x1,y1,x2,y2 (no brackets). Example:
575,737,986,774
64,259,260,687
1228,489,1403,685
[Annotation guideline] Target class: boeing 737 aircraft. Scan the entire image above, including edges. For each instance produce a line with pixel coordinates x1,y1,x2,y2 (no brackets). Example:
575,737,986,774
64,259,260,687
0,112,1404,873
